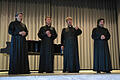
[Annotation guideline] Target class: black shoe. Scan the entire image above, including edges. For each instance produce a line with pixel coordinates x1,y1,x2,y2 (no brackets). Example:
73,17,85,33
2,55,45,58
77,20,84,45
68,71,74,73
68,71,77,73
46,71,53,73
38,71,43,73
106,71,111,74
97,71,101,74
63,70,67,73
73,71,79,73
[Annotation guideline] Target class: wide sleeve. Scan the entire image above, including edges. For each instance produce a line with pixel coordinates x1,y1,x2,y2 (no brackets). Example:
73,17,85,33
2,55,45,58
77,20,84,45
38,27,47,39
61,28,65,46
104,29,110,40
51,28,57,40
92,28,101,40
8,22,19,36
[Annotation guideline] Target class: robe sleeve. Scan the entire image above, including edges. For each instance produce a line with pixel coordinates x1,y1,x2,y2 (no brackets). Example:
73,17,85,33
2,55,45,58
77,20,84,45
92,28,101,40
51,28,57,40
75,28,82,36
61,28,65,46
38,27,47,39
24,25,28,37
104,29,110,40
8,22,19,36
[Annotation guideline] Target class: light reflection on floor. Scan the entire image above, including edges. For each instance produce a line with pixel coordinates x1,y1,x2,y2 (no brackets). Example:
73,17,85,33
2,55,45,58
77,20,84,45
0,70,120,77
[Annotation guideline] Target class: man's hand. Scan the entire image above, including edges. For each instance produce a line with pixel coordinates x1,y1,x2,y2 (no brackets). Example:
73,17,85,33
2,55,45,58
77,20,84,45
61,46,64,51
48,33,51,37
46,30,51,37
46,30,50,35
19,31,26,36
75,26,79,30
101,35,105,40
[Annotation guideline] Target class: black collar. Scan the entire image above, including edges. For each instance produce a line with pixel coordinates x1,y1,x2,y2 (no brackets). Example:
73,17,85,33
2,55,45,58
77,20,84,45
68,26,73,28
97,25,104,28
46,25,51,27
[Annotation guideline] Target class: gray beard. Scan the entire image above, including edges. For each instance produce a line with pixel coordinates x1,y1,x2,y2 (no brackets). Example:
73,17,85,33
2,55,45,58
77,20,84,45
17,18,22,22
99,24,104,27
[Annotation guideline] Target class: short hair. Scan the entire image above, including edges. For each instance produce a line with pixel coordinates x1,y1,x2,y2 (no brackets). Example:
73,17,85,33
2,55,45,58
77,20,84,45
97,18,105,25
45,16,51,21
15,12,23,17
66,17,72,22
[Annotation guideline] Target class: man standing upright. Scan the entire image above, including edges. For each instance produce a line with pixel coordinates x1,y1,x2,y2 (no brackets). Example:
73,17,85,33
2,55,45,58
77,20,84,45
61,17,82,73
8,12,30,74
92,18,112,73
38,17,57,73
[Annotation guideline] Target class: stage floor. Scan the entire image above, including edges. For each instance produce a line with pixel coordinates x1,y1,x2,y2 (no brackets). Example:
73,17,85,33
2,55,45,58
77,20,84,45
0,70,120,80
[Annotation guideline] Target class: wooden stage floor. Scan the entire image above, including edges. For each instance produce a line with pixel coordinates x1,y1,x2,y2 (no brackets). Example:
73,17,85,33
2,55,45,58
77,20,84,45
0,70,120,80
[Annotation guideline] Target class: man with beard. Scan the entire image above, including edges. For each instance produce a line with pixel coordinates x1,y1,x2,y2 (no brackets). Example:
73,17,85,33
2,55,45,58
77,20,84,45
92,18,112,73
8,12,30,74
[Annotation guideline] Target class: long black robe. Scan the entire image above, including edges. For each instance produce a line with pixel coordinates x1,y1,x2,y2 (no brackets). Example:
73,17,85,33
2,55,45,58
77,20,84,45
8,20,30,74
38,25,57,73
92,26,112,72
61,26,82,72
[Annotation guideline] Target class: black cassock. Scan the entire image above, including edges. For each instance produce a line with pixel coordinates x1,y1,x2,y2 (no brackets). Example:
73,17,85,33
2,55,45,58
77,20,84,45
8,20,30,74
92,26,112,72
38,25,57,73
61,26,82,72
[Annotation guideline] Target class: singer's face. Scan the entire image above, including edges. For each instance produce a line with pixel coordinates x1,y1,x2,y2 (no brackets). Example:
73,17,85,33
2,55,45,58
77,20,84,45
46,18,51,24
67,19,72,26
99,20,104,27
16,14,23,22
